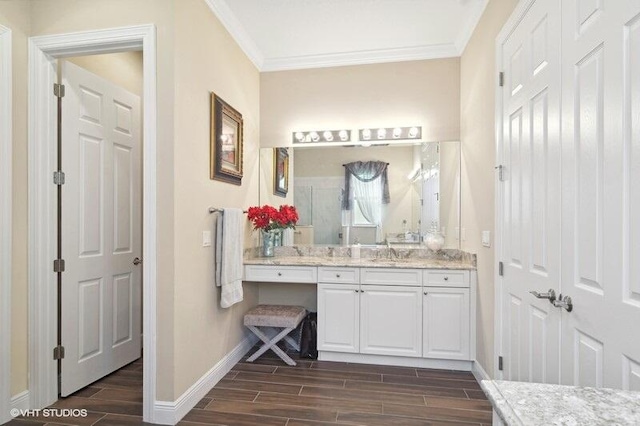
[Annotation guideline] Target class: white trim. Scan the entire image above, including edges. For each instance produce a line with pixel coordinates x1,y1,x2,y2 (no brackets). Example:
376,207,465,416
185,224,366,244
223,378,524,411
0,24,12,426
28,24,159,423
472,360,491,383
493,0,537,381
318,351,474,371
152,335,258,425
454,0,490,54
10,391,30,412
261,44,460,72
203,0,264,69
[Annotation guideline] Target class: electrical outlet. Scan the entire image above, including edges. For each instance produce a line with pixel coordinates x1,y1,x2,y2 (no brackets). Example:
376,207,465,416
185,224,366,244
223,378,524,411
202,231,212,247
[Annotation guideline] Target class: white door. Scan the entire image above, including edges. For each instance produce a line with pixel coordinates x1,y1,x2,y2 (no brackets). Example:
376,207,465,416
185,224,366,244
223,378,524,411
423,288,470,361
360,285,422,357
498,0,562,383
560,0,640,389
317,283,359,353
60,61,142,396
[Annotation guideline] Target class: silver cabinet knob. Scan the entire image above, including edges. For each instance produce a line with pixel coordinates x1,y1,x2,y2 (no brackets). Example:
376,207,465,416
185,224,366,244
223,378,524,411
529,289,556,302
133,257,142,265
277,272,282,276
444,276,449,281
336,274,341,278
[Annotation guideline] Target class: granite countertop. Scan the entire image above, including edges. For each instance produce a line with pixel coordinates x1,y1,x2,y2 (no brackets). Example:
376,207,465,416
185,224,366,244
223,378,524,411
244,255,476,270
482,380,640,426
243,245,477,270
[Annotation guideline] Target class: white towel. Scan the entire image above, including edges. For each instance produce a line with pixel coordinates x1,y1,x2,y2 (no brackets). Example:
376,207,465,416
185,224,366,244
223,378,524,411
215,208,244,308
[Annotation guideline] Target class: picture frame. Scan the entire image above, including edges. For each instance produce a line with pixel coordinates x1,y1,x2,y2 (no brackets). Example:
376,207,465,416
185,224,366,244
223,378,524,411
273,147,289,197
210,93,243,185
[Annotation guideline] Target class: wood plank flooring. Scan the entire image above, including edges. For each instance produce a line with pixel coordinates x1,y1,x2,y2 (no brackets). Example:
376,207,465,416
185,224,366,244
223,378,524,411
8,347,492,426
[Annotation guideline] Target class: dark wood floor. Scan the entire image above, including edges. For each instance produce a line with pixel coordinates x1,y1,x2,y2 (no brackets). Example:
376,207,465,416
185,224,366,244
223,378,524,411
9,348,492,426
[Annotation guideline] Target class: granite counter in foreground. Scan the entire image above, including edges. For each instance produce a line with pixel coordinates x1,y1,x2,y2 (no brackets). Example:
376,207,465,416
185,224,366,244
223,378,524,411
482,380,640,426
244,245,476,270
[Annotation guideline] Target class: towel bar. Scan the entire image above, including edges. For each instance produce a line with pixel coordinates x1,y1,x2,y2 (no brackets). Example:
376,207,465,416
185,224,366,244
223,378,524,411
209,207,248,214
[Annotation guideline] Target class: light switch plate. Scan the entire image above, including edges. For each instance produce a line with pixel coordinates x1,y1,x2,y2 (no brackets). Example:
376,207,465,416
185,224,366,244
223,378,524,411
202,231,212,247
482,230,491,247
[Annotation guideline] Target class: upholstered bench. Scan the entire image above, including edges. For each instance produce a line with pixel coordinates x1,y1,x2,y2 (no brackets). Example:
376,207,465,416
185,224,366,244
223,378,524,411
244,304,307,366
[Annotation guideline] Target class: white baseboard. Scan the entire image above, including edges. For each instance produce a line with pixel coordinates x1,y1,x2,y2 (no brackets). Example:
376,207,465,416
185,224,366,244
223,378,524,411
152,334,257,425
11,390,30,411
472,359,491,383
318,351,473,371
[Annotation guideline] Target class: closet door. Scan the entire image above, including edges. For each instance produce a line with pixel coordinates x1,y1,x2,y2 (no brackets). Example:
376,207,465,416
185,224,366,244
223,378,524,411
560,0,640,390
497,0,562,384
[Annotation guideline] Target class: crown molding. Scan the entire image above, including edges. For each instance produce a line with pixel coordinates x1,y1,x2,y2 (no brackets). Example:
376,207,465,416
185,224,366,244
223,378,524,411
204,0,264,70
261,43,459,72
454,0,489,54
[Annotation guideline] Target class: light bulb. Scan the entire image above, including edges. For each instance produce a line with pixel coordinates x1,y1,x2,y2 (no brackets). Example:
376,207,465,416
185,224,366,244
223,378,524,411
323,131,333,141
362,129,371,140
295,132,304,141
339,130,349,141
310,131,319,142
377,128,386,139
408,127,419,138
393,127,402,138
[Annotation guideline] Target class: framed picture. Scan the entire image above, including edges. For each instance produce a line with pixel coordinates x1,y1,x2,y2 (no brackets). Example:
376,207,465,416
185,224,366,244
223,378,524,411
210,93,243,185
273,147,289,197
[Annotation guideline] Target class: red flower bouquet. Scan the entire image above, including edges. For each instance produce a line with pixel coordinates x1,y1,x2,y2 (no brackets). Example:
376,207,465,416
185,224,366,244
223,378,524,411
247,204,299,231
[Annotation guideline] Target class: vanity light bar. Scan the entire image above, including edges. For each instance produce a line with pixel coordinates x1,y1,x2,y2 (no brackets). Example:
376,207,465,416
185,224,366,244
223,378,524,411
359,126,422,141
293,129,351,144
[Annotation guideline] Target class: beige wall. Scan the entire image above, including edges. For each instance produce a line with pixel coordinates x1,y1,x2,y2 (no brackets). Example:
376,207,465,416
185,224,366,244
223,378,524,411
260,58,461,148
2,0,261,402
67,52,144,96
172,0,260,399
0,0,30,398
460,0,518,378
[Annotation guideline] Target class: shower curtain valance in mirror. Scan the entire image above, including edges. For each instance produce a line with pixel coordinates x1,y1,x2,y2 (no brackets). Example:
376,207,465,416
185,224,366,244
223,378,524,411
342,161,390,210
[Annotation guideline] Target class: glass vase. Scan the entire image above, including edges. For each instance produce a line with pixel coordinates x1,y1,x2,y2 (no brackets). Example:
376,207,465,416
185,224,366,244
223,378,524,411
261,229,277,257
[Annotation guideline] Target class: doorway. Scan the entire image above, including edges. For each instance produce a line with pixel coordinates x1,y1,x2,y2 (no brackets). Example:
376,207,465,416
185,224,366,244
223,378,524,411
58,55,143,397
28,25,158,422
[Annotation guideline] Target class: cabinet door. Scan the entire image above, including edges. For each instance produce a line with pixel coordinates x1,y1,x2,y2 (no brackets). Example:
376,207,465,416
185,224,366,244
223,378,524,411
317,283,359,353
360,285,422,357
423,288,470,360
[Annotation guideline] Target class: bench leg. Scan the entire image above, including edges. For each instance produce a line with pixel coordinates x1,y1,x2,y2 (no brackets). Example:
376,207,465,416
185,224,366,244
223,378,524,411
246,325,297,366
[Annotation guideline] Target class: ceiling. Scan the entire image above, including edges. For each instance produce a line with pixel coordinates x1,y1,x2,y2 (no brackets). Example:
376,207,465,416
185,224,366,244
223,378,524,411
205,0,488,72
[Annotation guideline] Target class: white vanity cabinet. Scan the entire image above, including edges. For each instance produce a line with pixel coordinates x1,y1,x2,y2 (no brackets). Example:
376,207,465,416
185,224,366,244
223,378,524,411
245,263,475,369
317,282,360,353
423,287,470,360
360,285,422,357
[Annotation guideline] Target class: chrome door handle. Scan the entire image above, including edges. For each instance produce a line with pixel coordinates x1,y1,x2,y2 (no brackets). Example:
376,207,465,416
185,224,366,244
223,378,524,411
553,294,573,312
133,257,142,265
529,289,556,302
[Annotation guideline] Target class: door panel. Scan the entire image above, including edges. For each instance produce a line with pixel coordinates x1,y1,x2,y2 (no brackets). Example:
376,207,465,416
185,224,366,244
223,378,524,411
317,283,359,353
61,61,141,396
560,0,640,389
423,288,470,360
499,0,561,384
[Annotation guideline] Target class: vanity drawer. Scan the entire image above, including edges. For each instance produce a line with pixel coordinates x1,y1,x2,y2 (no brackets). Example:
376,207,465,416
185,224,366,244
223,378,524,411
424,270,470,288
360,268,422,287
318,267,360,284
244,265,317,283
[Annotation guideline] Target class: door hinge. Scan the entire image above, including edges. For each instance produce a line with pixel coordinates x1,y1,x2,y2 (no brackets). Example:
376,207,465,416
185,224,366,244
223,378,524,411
499,72,505,87
498,261,504,277
53,259,65,273
53,83,65,98
53,171,65,185
498,356,504,371
495,165,505,181
53,345,65,360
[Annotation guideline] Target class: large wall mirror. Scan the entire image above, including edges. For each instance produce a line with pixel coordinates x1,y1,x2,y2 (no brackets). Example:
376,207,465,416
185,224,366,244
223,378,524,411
259,141,461,249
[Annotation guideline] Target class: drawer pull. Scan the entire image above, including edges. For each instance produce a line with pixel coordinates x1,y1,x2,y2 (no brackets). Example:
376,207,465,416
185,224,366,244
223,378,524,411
444,276,449,281
424,292,428,295
354,289,359,293
277,272,282,276
336,274,341,278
